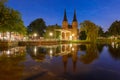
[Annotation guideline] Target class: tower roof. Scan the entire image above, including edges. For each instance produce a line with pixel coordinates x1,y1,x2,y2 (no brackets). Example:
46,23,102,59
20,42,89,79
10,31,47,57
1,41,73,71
63,9,68,21
73,10,77,22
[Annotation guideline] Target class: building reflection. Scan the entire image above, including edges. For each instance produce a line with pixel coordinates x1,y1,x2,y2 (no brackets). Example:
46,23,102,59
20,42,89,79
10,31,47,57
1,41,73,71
62,54,68,73
61,44,78,73
71,44,78,72
111,42,119,48
0,47,26,57
54,44,78,73
26,46,47,62
27,44,103,73
0,47,26,80
108,43,120,60
1,43,118,79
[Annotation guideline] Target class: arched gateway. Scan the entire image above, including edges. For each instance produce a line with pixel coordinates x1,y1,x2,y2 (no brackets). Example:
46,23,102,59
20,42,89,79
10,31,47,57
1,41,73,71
55,9,78,40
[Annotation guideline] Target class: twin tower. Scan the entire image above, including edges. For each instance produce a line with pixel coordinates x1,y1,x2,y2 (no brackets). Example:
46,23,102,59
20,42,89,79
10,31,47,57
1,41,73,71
62,10,78,40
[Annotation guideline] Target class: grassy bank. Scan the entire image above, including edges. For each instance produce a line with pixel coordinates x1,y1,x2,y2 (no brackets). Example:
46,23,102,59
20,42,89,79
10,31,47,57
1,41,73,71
0,41,18,47
1,39,120,47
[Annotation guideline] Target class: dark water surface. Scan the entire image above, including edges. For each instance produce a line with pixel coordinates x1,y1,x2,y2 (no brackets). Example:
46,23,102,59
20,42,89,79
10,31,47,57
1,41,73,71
0,43,120,80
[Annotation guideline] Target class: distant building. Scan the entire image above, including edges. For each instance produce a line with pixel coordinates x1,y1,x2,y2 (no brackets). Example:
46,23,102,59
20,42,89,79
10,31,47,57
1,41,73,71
56,9,79,40
0,32,25,41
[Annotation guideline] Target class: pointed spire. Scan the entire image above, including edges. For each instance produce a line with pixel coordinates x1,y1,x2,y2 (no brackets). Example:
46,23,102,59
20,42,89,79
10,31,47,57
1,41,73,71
73,9,77,22
63,9,67,21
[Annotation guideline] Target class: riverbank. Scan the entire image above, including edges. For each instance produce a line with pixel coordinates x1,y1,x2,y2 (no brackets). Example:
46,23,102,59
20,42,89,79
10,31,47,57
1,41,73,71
18,40,92,46
0,39,120,47
0,41,18,47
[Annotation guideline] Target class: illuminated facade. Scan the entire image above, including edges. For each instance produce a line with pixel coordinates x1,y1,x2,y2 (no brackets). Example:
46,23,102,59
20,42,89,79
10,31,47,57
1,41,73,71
0,32,24,41
56,10,78,40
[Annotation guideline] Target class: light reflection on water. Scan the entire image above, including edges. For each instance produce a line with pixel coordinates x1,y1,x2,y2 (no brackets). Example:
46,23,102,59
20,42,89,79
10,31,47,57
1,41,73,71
0,43,120,80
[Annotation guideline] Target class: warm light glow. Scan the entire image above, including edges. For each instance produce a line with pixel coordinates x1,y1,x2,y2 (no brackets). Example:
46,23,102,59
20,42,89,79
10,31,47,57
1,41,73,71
34,47,37,55
34,33,37,37
70,36,72,40
49,49,53,59
49,32,53,36
50,49,53,54
112,42,114,48
72,47,74,51
70,44,72,47
7,50,10,55
72,34,74,36
116,44,118,48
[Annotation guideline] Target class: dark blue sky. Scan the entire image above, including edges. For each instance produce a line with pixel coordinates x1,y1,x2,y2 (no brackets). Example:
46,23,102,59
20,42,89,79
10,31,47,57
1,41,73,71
7,0,120,31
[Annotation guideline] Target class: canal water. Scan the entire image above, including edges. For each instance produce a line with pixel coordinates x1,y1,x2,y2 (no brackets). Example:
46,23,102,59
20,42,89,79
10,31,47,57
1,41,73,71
0,43,120,80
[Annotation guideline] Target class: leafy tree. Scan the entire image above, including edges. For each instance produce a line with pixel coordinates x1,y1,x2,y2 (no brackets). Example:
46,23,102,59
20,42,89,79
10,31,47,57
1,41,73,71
0,0,26,40
80,20,99,42
0,0,7,7
0,0,9,32
104,31,110,37
98,26,104,37
108,20,120,36
79,31,87,40
27,18,46,38
44,24,61,39
6,8,26,39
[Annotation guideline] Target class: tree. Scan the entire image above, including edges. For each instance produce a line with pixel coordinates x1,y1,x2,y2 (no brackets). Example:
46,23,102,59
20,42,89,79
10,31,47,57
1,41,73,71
6,8,26,39
98,26,104,37
79,31,87,40
80,20,99,42
0,0,9,32
108,20,120,36
44,24,61,39
0,0,26,40
104,31,110,37
27,18,46,38
0,0,7,7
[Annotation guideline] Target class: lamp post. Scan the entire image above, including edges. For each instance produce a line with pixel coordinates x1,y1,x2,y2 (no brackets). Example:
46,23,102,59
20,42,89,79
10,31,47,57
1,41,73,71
70,35,72,40
49,32,53,40
72,34,74,40
34,33,37,40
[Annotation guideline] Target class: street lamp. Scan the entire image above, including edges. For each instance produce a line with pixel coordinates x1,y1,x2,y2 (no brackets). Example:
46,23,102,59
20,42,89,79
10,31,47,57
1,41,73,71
49,32,53,40
72,34,74,36
72,34,75,40
72,47,75,51
70,35,72,40
34,33,37,40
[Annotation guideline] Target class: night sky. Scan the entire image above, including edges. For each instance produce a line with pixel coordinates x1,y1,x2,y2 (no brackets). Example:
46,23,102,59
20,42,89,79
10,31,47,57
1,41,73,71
7,0,120,31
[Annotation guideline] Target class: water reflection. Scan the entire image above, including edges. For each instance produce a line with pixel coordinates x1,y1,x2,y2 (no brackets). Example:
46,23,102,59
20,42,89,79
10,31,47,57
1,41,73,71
23,44,120,73
97,44,105,53
61,44,78,73
80,44,99,64
108,43,120,60
26,44,102,73
111,42,119,48
0,47,26,80
26,46,47,62
0,47,25,57
0,43,120,80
